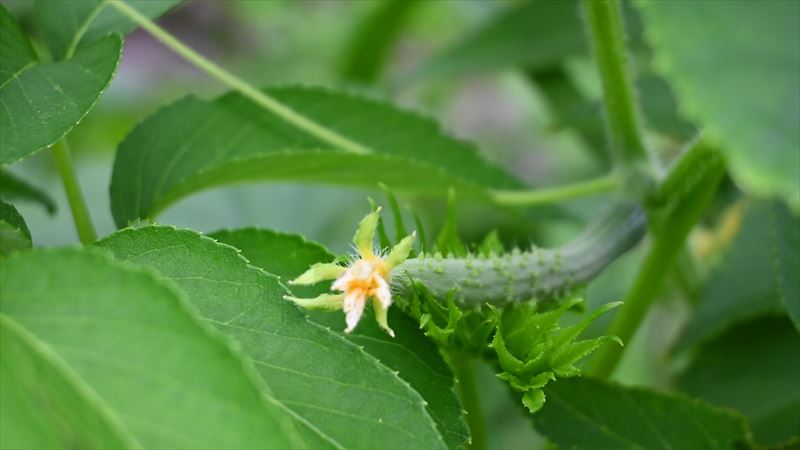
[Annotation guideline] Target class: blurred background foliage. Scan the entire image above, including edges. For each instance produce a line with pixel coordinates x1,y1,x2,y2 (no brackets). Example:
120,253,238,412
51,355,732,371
1,1,797,448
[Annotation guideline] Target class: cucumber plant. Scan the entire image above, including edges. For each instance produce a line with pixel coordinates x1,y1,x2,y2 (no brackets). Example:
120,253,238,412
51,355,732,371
1,1,797,449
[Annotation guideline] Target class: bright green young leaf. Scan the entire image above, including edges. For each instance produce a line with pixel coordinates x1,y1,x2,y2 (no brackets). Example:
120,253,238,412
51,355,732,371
678,317,800,446
0,248,298,449
403,0,586,83
109,86,519,227
772,203,800,330
534,377,751,450
36,0,181,60
0,5,122,165
638,0,800,208
210,227,471,450
1,315,138,450
0,169,56,214
97,226,448,450
675,202,784,350
0,200,31,255
339,0,421,83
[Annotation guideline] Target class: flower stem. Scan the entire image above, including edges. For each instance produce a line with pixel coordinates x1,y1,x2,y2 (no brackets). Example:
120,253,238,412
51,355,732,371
490,174,619,206
447,351,486,450
105,0,371,155
51,139,96,244
583,0,651,169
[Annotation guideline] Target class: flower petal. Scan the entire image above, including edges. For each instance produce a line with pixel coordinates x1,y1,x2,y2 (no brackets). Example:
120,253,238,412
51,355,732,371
331,269,353,292
372,297,395,337
344,293,366,333
284,293,344,310
290,262,346,285
354,208,381,259
375,276,392,309
385,231,416,270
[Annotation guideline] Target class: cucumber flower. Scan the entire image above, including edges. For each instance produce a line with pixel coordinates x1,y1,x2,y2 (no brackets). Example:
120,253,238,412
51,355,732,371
285,208,415,337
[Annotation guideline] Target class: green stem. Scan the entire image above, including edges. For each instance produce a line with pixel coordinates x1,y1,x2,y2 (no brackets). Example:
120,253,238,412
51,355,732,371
104,0,371,155
589,159,725,379
653,136,723,205
490,174,619,206
51,139,96,244
583,0,651,169
448,351,486,450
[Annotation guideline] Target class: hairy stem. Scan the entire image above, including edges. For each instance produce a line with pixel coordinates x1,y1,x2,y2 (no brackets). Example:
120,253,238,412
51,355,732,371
583,0,651,169
51,139,96,244
105,0,371,155
589,159,725,378
447,351,486,450
491,174,619,206
396,202,647,306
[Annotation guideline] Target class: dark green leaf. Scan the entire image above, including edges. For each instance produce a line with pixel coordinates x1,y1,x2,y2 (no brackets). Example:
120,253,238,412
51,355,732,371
209,227,470,450
0,5,122,165
0,248,298,449
404,0,585,83
678,316,800,446
638,0,800,208
110,86,519,227
0,169,56,214
36,0,181,60
0,200,31,255
772,203,800,330
535,377,751,450
97,227,448,450
1,316,138,449
675,202,784,350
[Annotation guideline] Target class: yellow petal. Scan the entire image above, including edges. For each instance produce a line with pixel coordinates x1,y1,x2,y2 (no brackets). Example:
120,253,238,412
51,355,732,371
354,208,381,259
385,231,416,271
289,262,345,285
372,297,395,338
284,293,344,310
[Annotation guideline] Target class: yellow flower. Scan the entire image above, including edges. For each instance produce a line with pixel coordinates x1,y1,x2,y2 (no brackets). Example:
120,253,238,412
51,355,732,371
285,208,415,337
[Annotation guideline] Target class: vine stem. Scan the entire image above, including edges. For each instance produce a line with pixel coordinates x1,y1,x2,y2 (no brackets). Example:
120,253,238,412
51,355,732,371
51,139,96,244
447,351,486,450
583,0,652,169
491,174,619,206
105,0,370,155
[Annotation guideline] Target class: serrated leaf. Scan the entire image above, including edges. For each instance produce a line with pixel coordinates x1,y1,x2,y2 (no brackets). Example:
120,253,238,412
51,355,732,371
0,5,122,165
36,0,181,60
404,0,586,82
0,199,31,255
0,169,56,214
675,202,785,350
638,0,800,208
1,316,138,449
772,203,800,330
110,86,519,227
535,377,751,450
97,227,448,450
678,317,800,446
209,227,470,450
0,248,298,449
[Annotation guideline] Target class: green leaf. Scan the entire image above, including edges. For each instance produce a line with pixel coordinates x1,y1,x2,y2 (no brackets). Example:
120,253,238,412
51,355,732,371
535,377,751,450
1,315,138,449
0,200,31,255
0,248,298,449
772,203,800,330
0,5,122,165
678,316,800,446
675,201,785,350
36,0,181,60
339,0,420,83
96,226,448,450
210,227,470,450
0,169,56,214
404,0,586,82
638,0,800,208
110,86,519,227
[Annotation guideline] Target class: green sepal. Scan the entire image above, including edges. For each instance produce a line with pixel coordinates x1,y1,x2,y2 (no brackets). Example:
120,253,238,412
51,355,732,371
522,389,546,413
290,262,345,285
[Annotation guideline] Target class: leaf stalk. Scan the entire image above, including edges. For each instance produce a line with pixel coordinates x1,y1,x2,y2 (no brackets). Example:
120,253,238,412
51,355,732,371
51,139,96,244
490,174,619,206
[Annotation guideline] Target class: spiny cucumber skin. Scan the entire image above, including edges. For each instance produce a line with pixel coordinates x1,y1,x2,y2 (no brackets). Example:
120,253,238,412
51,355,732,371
393,203,647,306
